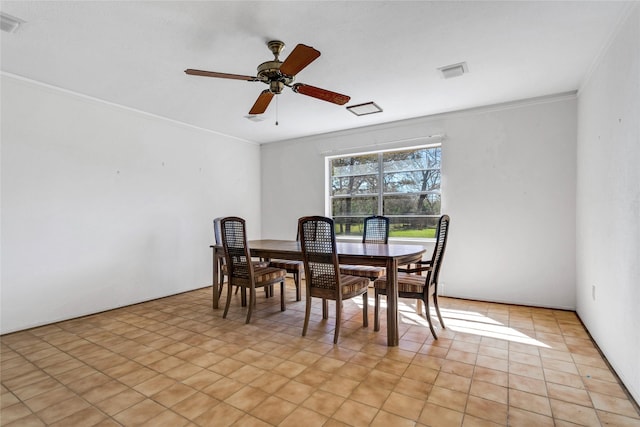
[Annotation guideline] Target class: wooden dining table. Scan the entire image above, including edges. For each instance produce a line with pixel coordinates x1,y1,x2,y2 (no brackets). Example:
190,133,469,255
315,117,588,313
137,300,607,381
211,239,426,346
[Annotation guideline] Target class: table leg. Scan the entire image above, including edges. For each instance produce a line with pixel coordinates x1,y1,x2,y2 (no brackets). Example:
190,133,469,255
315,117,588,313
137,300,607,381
212,247,219,309
385,258,399,346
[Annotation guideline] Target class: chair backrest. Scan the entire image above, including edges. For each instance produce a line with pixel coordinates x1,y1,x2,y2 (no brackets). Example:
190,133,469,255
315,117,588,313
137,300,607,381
214,217,227,270
213,217,223,245
220,216,254,285
298,216,341,296
362,215,390,244
428,215,451,287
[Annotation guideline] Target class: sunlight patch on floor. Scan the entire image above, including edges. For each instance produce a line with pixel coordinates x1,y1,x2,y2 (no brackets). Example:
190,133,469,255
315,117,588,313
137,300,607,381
445,320,550,348
375,298,551,348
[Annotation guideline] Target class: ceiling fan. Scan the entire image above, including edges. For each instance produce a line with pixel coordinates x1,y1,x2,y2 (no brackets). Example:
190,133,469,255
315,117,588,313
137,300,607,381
185,40,350,115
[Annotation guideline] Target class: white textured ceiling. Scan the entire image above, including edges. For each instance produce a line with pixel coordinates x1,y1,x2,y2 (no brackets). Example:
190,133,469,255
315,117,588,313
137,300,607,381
0,1,632,144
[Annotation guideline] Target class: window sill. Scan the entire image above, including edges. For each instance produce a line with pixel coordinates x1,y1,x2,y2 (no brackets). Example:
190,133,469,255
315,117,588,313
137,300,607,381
336,236,435,246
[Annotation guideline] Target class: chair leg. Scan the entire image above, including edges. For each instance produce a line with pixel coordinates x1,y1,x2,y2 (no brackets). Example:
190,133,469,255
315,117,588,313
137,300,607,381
423,295,438,339
374,290,381,332
362,292,368,328
223,279,234,319
219,264,237,299
302,294,311,337
246,286,255,324
433,291,445,329
334,299,341,344
294,272,301,301
240,288,247,307
280,281,286,311
322,299,329,319
218,260,225,295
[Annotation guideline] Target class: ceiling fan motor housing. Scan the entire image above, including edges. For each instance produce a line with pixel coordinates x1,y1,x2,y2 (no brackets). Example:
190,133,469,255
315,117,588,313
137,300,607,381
257,64,294,94
257,40,296,94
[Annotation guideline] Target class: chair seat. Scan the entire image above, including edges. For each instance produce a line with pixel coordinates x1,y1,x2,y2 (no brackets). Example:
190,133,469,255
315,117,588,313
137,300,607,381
339,264,385,279
269,259,303,271
309,274,369,298
373,273,427,293
339,274,370,295
269,259,303,302
253,266,288,285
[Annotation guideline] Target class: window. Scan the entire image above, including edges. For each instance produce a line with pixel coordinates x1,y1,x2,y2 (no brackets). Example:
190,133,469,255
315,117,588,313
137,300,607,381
328,144,441,239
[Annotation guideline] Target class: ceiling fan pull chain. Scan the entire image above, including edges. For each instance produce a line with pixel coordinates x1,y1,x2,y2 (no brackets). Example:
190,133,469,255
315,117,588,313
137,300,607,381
275,96,279,126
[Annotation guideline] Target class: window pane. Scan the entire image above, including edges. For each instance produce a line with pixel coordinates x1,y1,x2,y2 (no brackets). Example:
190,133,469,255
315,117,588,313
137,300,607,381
388,216,439,238
331,154,378,177
332,175,378,196
382,147,441,171
332,197,378,216
333,216,366,237
383,193,441,216
383,170,440,193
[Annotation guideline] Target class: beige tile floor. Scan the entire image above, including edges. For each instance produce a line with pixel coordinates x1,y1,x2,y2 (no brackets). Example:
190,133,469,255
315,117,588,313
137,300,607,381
1,280,639,426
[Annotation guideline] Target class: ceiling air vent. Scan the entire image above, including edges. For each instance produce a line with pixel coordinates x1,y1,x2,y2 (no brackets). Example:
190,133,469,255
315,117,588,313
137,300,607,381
346,102,383,116
1,12,25,33
438,62,468,79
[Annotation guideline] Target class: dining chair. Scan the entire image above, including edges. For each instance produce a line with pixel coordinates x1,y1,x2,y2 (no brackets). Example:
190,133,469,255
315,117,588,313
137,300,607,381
339,215,390,281
220,217,287,323
298,216,370,344
214,217,269,305
397,218,440,275
373,214,450,339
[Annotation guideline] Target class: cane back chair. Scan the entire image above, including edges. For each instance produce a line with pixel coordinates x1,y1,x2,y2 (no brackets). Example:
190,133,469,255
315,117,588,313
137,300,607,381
340,215,390,281
373,214,450,339
214,217,269,304
220,217,287,324
298,216,370,344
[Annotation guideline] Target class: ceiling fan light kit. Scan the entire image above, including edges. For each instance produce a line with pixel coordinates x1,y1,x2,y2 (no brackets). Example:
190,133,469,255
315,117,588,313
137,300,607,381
245,115,266,122
185,40,350,115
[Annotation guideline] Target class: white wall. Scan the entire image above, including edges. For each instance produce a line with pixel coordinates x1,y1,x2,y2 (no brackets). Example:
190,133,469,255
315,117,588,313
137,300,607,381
1,75,262,334
261,95,577,309
576,4,639,403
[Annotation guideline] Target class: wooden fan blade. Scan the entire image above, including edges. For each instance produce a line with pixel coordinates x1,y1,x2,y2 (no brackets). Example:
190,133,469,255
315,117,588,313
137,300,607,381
291,84,350,105
279,44,321,76
249,90,274,115
184,69,257,81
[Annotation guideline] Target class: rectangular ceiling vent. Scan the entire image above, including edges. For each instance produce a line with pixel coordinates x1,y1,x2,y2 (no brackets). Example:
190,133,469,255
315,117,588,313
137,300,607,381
1,12,25,33
438,62,468,79
346,102,383,116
